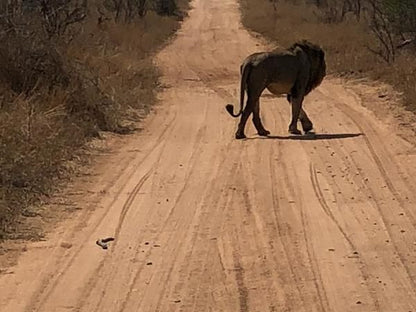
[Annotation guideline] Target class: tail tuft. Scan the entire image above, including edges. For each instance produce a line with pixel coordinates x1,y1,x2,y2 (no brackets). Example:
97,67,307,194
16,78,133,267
225,104,235,116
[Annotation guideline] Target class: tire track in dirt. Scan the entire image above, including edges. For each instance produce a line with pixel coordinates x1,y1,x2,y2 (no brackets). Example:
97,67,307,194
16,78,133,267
72,129,177,311
75,167,158,312
83,81,236,312
309,163,354,247
172,156,243,311
321,89,416,290
67,92,210,312
29,156,162,311
9,110,176,311
157,158,240,312
174,152,243,311
118,102,210,312
267,148,310,310
294,86,416,309
334,130,416,291
219,162,252,312
336,100,416,229
307,136,412,309
24,112,176,312
270,108,334,311
278,154,330,312
308,163,380,310
232,250,249,312
270,102,380,310
243,143,313,310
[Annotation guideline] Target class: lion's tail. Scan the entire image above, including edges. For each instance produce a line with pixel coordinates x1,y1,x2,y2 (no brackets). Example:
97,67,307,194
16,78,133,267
225,62,251,118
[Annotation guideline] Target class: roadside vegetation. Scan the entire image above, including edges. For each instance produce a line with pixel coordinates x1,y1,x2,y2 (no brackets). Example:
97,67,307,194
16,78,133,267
240,0,416,110
0,0,189,239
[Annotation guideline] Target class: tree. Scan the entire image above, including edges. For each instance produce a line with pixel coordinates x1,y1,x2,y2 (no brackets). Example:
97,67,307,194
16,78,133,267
383,0,416,39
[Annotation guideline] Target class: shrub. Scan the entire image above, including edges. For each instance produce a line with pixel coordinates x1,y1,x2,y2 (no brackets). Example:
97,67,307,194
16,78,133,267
0,0,189,239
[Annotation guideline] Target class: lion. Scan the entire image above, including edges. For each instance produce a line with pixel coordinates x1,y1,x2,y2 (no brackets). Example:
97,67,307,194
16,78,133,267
225,40,326,139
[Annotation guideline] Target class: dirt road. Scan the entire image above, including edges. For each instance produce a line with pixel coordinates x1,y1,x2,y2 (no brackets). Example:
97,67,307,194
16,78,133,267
2,0,416,311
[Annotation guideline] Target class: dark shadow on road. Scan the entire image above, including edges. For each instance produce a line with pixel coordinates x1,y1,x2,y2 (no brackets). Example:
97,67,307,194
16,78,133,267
245,133,363,141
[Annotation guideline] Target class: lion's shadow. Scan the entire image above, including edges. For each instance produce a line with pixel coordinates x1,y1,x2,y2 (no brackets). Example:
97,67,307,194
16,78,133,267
246,133,363,141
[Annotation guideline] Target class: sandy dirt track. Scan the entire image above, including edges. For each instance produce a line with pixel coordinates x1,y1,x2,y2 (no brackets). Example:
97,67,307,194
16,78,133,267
2,0,416,311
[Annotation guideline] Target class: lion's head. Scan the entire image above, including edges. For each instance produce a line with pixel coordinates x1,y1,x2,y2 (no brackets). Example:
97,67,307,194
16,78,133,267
290,40,326,95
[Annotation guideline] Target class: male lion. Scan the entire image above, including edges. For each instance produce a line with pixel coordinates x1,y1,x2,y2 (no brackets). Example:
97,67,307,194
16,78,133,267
226,40,326,139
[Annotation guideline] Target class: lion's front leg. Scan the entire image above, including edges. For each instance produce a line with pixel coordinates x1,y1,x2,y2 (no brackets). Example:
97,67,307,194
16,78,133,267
288,95,304,135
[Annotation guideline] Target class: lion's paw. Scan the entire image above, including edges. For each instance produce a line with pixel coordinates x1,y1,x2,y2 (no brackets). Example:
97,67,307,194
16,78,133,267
258,130,270,136
289,129,302,135
235,133,247,139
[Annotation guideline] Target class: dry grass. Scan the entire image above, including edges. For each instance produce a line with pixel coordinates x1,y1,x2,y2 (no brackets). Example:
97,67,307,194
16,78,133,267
239,0,416,111
0,2,189,239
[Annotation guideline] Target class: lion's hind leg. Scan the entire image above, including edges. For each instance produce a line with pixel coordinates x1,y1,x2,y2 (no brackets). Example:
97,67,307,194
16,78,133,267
235,100,254,139
253,100,270,136
299,109,314,133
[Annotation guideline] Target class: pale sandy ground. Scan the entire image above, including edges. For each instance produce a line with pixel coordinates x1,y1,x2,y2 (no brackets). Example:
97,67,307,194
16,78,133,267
1,0,416,311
